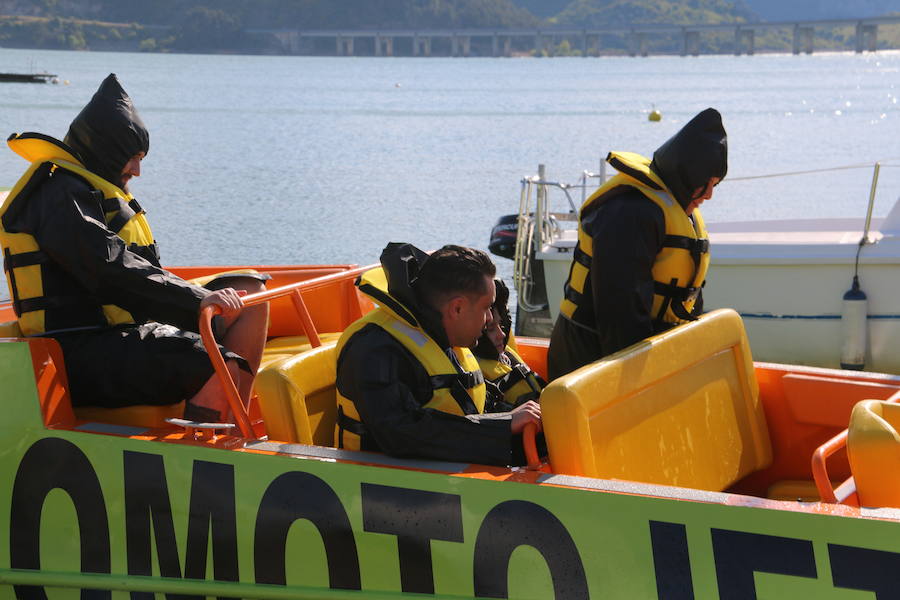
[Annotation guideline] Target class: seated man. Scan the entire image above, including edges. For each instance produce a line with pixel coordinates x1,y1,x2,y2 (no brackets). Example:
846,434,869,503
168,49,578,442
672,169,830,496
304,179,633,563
0,73,268,421
472,279,545,413
335,242,542,466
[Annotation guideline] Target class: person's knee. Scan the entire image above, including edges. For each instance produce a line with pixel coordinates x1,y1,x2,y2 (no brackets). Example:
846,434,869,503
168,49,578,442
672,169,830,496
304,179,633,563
229,277,267,295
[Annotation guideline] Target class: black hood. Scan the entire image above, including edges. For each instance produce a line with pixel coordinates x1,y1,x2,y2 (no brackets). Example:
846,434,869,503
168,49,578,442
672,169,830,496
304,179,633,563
64,73,149,186
473,279,511,360
379,242,451,349
650,108,727,210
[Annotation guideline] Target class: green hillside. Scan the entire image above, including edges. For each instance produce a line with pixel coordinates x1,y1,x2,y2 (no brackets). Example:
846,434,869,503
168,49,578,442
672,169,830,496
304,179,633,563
552,0,756,26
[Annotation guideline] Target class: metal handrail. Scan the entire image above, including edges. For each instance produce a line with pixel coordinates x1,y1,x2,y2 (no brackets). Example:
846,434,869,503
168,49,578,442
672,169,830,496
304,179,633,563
199,264,375,438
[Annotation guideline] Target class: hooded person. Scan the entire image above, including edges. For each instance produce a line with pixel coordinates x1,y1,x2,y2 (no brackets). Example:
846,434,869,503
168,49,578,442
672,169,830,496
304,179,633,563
0,73,268,417
471,279,546,412
547,108,727,380
334,242,542,466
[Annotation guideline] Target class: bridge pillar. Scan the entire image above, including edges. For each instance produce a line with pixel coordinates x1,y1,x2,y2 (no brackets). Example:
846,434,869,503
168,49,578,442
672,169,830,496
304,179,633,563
336,35,353,56
336,35,343,56
385,37,394,57
424,37,432,57
628,32,646,57
682,30,700,57
792,25,814,54
734,28,754,55
503,36,511,57
856,23,878,53
413,34,419,56
461,36,471,57
492,34,499,57
581,30,588,56
375,34,382,56
452,34,459,57
534,32,543,55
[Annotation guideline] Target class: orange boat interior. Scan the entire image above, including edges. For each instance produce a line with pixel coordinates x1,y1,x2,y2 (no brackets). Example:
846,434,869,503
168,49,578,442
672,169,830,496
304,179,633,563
3,264,899,511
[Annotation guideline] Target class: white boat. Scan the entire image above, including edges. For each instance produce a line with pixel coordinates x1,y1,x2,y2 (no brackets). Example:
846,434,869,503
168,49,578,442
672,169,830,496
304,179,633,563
499,162,900,373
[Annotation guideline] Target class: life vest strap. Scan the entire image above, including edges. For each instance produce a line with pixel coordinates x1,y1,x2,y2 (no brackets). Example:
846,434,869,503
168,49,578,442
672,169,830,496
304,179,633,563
336,405,367,450
653,280,701,322
429,370,484,392
662,234,709,257
103,196,143,235
3,249,50,271
653,280,701,303
572,245,592,267
14,294,99,316
564,285,583,306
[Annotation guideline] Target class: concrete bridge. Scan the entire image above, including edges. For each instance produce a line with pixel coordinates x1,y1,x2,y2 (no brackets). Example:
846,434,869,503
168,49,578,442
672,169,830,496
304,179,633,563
251,15,900,57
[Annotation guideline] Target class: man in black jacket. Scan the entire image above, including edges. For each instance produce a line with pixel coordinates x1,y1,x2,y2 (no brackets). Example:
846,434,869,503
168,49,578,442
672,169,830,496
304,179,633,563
547,108,727,380
1,74,268,420
335,243,542,466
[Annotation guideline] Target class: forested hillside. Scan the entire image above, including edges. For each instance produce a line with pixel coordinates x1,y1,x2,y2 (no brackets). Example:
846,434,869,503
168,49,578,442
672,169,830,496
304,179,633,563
0,0,538,28
552,0,756,26
0,0,896,54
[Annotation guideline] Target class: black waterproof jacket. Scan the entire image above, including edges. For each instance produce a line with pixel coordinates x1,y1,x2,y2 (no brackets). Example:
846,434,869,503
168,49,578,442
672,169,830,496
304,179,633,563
3,74,211,334
547,109,726,380
336,243,529,466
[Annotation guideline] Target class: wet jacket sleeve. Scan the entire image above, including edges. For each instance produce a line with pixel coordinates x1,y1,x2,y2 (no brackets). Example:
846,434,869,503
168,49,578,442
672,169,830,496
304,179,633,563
25,174,210,331
586,193,665,355
336,325,516,466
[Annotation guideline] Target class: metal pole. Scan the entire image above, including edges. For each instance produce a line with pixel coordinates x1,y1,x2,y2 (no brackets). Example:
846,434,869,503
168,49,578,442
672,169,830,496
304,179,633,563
862,162,881,243
535,164,546,253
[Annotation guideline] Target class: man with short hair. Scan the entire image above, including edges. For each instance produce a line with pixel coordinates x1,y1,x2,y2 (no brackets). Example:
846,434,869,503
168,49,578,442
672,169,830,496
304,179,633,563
335,242,542,466
0,73,268,421
548,107,728,380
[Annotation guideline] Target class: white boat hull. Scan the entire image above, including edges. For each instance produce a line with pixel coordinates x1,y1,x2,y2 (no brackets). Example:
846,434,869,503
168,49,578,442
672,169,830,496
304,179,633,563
535,215,900,373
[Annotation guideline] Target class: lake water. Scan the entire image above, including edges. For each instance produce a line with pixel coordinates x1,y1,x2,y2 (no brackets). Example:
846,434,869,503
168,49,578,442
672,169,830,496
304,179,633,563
1,48,899,299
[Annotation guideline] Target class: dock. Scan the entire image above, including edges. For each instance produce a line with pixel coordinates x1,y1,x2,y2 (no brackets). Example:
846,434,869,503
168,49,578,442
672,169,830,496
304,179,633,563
0,73,57,83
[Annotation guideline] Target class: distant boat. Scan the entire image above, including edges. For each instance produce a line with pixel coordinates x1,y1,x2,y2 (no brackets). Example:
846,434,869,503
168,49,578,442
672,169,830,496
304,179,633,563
0,73,58,84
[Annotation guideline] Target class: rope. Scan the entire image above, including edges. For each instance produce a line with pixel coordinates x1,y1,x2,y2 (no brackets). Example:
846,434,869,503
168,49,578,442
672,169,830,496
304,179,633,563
727,161,900,182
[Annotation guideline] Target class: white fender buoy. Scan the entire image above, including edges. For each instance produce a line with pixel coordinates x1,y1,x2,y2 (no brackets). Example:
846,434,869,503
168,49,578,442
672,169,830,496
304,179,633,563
840,275,868,370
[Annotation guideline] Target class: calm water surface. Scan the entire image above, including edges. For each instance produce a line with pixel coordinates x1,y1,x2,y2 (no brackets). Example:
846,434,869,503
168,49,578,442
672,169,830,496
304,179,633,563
1,48,899,287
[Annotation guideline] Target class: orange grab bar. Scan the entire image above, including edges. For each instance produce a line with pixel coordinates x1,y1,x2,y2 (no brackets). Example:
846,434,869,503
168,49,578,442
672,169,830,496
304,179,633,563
523,422,541,471
199,264,376,438
812,388,900,503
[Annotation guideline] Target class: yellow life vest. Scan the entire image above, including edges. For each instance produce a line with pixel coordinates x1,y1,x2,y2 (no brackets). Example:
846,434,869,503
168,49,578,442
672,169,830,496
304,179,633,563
559,151,710,329
334,267,487,451
477,345,544,410
0,132,156,336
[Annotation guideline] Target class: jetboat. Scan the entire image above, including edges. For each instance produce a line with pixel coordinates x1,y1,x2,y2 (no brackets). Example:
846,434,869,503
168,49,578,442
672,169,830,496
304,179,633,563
3,240,900,598
499,162,900,373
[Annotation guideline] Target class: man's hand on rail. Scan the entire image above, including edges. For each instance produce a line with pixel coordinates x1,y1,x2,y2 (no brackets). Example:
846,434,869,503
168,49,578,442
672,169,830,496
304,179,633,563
200,288,247,318
510,400,542,434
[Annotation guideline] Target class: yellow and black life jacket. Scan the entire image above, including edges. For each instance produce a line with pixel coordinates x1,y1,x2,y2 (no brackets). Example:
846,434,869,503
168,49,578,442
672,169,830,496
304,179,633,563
0,132,156,336
335,267,487,451
560,151,710,329
477,343,545,411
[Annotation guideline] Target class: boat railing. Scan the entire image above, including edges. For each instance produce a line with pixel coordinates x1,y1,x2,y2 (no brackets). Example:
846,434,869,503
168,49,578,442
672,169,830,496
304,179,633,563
513,163,605,313
199,264,374,438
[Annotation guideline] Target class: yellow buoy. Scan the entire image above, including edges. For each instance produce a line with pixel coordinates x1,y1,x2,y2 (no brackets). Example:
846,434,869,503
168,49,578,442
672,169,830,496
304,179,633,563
648,109,662,122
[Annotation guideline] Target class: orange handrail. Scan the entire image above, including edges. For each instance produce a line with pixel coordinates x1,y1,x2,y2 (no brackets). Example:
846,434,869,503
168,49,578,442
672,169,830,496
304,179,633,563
523,423,541,471
812,388,900,503
199,263,376,438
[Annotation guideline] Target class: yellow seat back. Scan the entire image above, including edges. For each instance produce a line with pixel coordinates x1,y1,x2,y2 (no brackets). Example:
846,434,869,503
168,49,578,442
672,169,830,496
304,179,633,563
541,309,772,491
255,341,338,445
848,399,900,508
